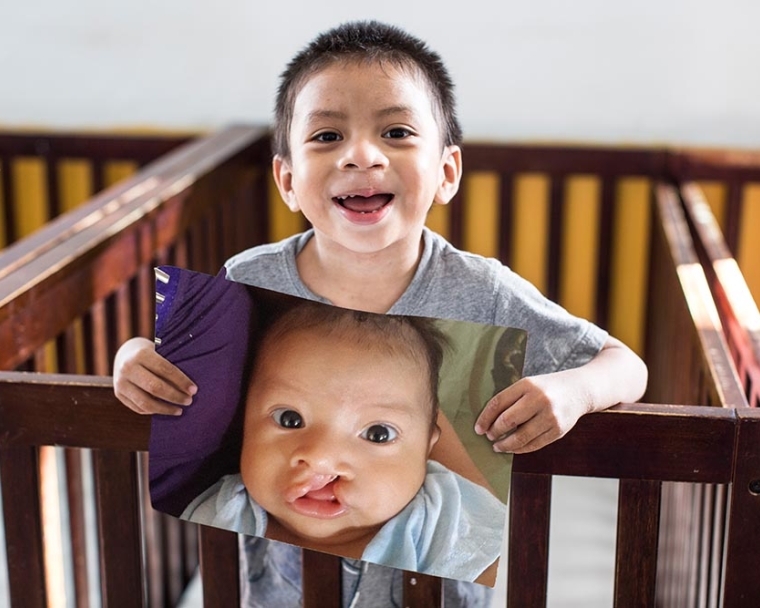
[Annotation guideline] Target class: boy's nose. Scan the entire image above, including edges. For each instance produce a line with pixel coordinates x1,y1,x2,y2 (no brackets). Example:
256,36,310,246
339,137,388,171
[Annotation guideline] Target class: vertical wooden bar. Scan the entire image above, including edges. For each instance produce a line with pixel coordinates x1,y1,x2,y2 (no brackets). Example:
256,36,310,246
498,171,514,268
302,549,342,608
87,300,110,376
723,409,760,607
0,447,47,608
65,449,91,608
1,156,16,245
199,526,240,607
91,160,105,195
448,189,465,250
45,155,61,219
614,479,660,607
164,517,184,604
723,181,743,255
142,459,166,608
92,450,145,608
595,177,615,328
507,471,551,608
547,176,564,303
403,571,442,607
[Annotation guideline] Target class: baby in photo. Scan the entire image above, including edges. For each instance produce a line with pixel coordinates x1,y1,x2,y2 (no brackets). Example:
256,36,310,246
180,301,506,585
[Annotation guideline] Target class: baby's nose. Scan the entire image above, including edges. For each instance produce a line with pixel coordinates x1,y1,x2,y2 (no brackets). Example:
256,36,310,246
291,433,350,476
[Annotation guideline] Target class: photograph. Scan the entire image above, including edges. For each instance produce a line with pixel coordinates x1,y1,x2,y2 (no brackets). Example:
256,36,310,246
149,266,525,585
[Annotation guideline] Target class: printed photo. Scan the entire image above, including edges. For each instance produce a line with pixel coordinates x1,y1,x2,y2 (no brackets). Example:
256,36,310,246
149,266,525,586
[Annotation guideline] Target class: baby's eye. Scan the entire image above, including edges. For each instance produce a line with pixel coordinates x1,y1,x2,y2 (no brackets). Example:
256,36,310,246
314,131,341,143
360,424,398,444
383,127,412,139
272,409,304,429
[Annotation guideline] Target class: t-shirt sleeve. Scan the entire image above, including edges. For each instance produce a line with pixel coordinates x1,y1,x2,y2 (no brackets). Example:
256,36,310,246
491,263,608,377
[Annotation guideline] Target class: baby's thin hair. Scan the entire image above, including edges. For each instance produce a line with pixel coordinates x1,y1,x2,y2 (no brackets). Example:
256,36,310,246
273,20,462,158
259,302,448,428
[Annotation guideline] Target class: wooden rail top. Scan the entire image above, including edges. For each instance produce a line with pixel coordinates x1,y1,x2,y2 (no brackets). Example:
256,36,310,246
0,371,738,483
0,125,267,300
681,182,760,402
655,183,748,408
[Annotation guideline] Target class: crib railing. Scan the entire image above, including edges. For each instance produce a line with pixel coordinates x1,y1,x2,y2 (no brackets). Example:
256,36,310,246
680,181,760,409
0,125,271,608
0,131,191,247
1,126,759,607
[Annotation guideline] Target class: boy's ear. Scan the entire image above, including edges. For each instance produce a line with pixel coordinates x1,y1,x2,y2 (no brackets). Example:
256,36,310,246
433,145,463,206
272,155,300,212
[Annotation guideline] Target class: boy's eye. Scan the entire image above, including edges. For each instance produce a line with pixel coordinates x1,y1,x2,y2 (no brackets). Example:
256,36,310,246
272,409,304,429
383,127,411,139
360,424,398,444
314,131,341,143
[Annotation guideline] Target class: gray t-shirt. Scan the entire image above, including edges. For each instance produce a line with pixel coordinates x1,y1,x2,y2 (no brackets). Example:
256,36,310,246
224,228,608,608
225,227,607,377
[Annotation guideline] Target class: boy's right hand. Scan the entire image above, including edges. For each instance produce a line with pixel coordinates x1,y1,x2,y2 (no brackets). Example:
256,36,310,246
113,337,197,415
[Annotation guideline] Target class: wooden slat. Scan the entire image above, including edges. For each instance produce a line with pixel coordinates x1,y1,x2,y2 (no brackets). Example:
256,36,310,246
0,446,47,608
595,177,616,328
403,571,442,607
199,526,240,607
614,479,660,607
303,550,342,608
723,408,760,607
547,175,564,303
507,472,551,607
65,449,90,608
92,449,144,607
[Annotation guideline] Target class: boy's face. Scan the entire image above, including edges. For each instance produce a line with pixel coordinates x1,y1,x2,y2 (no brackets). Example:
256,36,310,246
273,61,461,257
240,325,440,550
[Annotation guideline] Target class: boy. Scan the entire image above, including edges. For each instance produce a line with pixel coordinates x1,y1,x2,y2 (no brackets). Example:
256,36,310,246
114,19,647,607
179,302,506,585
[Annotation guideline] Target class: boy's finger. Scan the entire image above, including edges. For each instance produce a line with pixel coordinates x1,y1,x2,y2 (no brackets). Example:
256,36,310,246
121,382,184,416
474,384,522,435
130,364,195,405
142,356,197,397
495,425,554,454
480,397,536,441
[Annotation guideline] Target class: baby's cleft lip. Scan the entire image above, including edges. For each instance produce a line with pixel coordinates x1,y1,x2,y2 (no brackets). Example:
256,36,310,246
285,474,339,503
286,476,346,519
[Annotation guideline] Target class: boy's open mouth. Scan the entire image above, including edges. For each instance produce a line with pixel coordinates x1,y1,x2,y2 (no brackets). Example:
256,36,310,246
333,193,394,214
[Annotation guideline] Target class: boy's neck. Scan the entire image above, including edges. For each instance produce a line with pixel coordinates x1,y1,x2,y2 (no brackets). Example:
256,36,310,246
295,232,424,314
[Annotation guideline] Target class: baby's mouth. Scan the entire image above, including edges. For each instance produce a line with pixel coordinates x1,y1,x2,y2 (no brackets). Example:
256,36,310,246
286,475,346,518
333,193,394,214
287,474,340,503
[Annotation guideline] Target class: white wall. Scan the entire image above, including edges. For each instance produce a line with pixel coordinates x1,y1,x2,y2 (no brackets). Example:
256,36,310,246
2,0,759,148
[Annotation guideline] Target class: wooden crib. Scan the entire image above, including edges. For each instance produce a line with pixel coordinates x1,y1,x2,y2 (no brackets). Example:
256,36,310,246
1,126,759,607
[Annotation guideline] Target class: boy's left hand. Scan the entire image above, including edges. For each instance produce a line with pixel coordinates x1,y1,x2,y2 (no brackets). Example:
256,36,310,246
474,372,587,454
474,337,648,454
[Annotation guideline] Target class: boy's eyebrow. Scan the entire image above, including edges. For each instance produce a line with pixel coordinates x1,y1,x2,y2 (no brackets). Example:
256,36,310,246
303,105,417,124
305,109,348,123
375,105,416,119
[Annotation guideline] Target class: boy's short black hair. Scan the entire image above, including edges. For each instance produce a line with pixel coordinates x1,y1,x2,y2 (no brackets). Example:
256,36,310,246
258,301,449,431
273,20,463,158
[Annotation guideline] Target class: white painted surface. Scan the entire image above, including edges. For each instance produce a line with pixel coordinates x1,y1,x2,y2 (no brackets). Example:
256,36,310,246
1,1,759,147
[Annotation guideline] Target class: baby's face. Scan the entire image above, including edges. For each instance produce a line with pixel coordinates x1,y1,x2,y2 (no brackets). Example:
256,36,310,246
240,325,438,551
